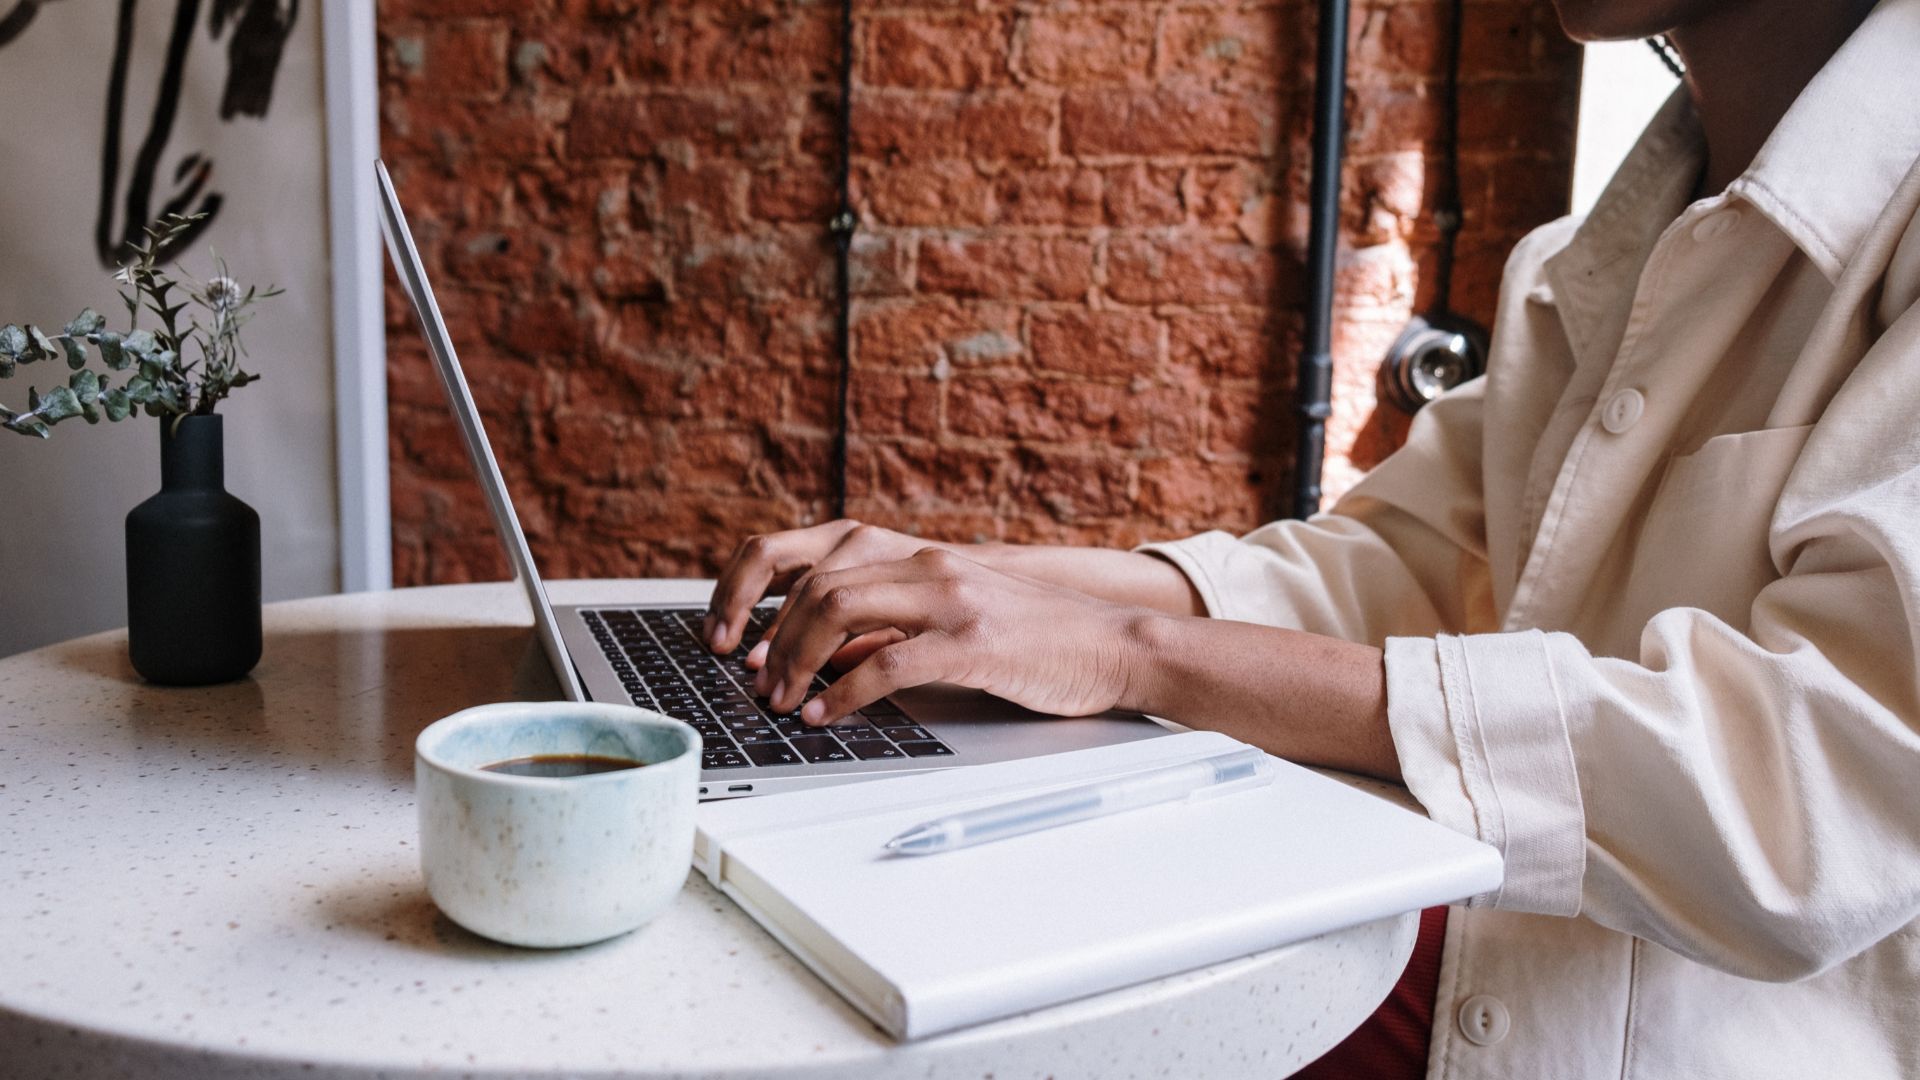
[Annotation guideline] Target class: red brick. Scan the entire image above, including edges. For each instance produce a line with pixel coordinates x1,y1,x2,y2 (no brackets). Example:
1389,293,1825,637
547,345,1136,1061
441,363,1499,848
1168,309,1291,380
859,161,995,227
851,372,942,437
1028,308,1161,377
750,167,837,224
854,91,1054,162
1016,449,1135,522
388,22,510,99
1103,164,1185,227
568,91,795,162
864,14,1013,90
1063,88,1273,158
1019,10,1155,85
992,167,1102,226
1159,8,1291,88
854,300,1025,369
1106,235,1285,307
1349,3,1443,81
919,236,1094,301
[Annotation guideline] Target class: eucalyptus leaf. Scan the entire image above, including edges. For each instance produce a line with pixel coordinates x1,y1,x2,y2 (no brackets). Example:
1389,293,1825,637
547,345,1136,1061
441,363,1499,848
0,324,25,359
70,369,101,405
96,331,128,370
25,326,54,363
103,388,132,421
17,417,50,438
123,329,157,357
60,335,89,370
81,402,100,424
38,384,80,423
125,376,154,404
63,308,105,337
0,355,13,378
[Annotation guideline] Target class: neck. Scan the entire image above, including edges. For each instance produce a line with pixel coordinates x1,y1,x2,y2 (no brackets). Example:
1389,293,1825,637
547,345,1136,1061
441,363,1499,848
1671,0,1878,196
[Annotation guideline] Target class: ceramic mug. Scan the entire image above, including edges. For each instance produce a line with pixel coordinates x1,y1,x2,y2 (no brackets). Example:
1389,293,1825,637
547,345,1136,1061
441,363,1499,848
415,701,700,948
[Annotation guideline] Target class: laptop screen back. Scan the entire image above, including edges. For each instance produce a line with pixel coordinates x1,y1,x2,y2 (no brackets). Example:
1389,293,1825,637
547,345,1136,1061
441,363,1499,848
374,160,586,702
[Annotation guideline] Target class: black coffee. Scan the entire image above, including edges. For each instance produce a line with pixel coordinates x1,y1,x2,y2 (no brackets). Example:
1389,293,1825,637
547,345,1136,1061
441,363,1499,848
480,754,645,778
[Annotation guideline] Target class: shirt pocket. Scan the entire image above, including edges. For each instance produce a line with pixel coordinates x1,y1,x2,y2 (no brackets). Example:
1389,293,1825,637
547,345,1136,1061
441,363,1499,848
1617,424,1815,636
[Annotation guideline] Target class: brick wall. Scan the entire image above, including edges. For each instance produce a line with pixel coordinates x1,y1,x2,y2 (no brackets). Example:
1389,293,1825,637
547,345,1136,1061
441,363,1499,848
377,0,1580,585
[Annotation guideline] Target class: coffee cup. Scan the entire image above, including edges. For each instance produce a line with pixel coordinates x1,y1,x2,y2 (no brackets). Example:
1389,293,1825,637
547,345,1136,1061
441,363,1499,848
414,701,699,948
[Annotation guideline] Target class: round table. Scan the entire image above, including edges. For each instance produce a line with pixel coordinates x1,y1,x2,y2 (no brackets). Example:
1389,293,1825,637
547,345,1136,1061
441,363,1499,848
0,581,1417,1079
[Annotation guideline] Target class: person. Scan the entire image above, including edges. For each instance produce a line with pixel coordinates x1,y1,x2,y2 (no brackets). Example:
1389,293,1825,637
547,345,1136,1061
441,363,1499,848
702,0,1920,1074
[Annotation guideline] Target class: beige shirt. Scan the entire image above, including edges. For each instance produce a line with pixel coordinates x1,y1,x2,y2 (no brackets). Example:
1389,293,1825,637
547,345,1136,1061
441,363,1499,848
1145,1,1920,1075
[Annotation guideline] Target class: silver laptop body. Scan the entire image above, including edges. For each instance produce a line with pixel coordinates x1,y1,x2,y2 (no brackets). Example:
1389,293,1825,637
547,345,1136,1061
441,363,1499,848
376,160,1166,799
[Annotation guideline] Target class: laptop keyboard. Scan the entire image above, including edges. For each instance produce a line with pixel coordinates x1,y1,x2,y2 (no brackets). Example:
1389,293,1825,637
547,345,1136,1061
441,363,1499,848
581,607,955,771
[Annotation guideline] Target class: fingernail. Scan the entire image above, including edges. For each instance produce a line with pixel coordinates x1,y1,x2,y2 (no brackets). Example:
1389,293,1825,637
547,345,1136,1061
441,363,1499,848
801,700,824,725
753,668,770,695
771,680,786,706
746,641,769,669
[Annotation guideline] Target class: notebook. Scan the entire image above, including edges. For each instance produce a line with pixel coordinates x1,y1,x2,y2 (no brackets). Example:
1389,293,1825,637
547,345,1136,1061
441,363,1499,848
694,729,1504,1040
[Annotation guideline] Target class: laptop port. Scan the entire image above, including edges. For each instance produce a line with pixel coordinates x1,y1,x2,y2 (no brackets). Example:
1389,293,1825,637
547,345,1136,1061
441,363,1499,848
728,783,753,793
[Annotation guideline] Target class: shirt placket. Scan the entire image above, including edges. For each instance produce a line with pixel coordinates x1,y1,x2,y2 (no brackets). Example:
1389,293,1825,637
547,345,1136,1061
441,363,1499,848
1501,199,1747,635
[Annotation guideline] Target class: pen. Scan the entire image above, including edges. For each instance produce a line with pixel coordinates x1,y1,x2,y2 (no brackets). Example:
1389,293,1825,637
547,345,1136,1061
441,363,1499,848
882,747,1276,856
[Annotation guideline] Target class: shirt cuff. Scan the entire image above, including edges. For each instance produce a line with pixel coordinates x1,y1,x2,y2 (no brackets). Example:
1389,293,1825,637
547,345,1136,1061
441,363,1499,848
1134,531,1241,621
1385,631,1587,916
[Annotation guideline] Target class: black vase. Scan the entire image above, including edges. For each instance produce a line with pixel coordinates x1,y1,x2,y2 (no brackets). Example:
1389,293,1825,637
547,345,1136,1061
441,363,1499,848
125,414,262,685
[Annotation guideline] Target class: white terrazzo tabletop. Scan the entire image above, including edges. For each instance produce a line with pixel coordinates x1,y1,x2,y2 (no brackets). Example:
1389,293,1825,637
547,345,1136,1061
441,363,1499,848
0,580,1416,1079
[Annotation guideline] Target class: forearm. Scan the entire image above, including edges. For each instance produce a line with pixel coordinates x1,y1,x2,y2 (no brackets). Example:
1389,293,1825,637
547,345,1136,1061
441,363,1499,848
964,545,1206,616
1119,612,1400,780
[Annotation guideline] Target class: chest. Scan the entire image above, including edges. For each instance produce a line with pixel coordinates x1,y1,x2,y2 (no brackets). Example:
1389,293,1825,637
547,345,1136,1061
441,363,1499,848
1479,208,1847,653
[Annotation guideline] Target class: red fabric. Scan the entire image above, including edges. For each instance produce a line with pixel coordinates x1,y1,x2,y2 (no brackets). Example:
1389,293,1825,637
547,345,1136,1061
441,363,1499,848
1291,906,1449,1080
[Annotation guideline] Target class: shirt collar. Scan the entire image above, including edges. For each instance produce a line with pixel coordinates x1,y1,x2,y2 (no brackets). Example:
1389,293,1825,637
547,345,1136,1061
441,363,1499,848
1730,0,1920,282
1541,91,1702,362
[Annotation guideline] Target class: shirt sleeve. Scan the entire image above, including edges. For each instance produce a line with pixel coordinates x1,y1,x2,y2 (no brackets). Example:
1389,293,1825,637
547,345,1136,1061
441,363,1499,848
1138,373,1494,641
1387,318,1920,982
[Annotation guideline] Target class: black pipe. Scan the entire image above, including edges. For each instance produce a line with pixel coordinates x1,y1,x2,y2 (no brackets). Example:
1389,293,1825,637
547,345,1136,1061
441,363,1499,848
1288,0,1350,520
829,0,856,521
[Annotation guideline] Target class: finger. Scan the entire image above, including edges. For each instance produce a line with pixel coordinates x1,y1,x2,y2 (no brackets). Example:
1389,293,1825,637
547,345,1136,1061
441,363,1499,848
830,629,906,671
761,578,933,714
759,564,942,710
707,521,857,652
801,638,948,727
753,524,913,661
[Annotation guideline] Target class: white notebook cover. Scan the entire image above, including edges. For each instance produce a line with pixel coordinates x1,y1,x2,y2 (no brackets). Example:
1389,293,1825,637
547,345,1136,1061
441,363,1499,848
694,730,1503,1040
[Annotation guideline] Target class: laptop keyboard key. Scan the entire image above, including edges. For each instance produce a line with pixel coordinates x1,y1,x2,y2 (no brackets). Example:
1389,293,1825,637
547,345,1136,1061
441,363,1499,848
897,740,954,758
848,740,906,760
732,727,782,744
702,749,749,769
881,725,935,743
861,698,905,718
692,720,728,741
744,743,803,767
788,735,854,764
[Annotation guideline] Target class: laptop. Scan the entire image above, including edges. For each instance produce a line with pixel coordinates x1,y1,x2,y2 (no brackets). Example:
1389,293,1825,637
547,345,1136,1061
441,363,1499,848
375,161,1167,799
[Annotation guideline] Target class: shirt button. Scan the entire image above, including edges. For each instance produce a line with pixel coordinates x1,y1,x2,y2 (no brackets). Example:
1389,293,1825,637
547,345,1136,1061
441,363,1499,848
1458,994,1511,1046
1693,209,1741,241
1602,387,1645,433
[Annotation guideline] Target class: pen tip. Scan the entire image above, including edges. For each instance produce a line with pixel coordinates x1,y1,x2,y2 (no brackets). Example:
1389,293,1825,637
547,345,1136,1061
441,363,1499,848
882,838,901,853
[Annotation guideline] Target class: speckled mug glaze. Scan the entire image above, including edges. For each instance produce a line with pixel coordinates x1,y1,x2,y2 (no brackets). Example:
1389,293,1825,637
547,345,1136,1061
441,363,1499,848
415,702,699,948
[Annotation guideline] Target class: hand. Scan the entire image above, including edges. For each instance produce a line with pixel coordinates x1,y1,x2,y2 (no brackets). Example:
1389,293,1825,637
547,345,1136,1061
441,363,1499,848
752,547,1148,726
705,519,951,666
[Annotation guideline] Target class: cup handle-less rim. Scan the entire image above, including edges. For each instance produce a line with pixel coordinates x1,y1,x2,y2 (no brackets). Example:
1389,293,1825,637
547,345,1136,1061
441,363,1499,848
415,701,700,788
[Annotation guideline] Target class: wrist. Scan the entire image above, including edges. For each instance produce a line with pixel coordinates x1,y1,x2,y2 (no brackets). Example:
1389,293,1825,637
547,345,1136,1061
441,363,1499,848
1114,609,1183,718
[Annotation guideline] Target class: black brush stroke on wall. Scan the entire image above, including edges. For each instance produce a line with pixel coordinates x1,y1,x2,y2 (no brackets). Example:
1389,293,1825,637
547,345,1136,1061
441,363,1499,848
0,0,298,267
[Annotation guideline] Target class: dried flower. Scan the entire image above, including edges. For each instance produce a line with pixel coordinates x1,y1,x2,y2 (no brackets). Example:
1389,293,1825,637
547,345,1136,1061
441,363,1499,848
204,276,243,314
